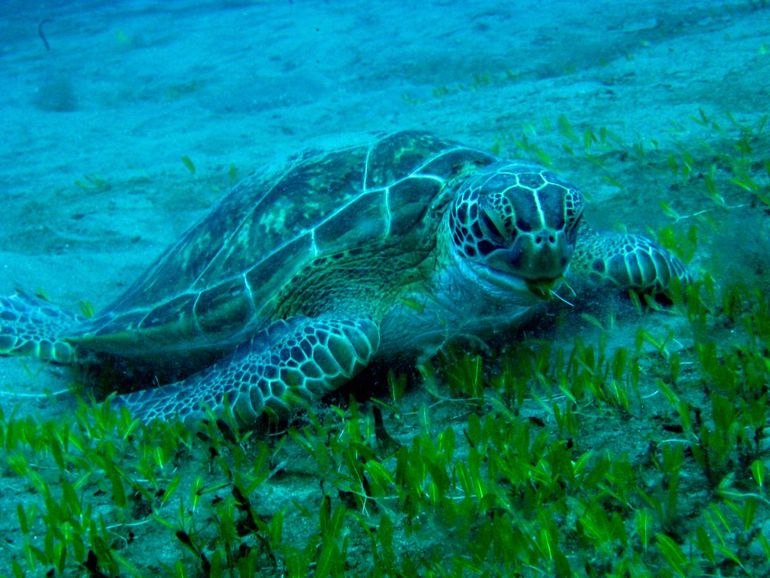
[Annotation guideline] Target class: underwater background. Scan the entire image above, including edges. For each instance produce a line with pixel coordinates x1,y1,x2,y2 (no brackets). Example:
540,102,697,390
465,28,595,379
1,0,770,575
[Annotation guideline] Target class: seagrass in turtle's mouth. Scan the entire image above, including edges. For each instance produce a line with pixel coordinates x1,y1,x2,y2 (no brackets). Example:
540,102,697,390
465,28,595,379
465,258,565,302
525,276,565,300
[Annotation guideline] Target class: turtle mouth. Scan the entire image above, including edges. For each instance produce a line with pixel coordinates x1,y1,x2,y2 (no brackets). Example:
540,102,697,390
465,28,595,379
525,277,564,300
468,260,563,299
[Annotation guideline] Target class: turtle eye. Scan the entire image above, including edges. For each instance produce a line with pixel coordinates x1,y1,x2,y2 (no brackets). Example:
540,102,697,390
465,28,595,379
564,188,584,233
479,208,507,246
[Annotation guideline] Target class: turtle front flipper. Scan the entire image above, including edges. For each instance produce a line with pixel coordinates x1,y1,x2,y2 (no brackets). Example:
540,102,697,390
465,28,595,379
0,292,82,363
114,316,381,425
570,223,690,297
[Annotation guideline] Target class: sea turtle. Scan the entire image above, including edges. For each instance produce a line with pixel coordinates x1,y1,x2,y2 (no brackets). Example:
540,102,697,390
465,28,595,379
0,131,688,426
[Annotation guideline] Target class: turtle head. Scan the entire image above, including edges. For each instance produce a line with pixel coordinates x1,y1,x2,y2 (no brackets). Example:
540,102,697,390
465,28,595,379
448,162,583,298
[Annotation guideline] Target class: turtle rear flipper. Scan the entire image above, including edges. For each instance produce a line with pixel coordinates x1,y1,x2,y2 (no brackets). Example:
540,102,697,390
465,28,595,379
0,293,82,363
115,316,381,425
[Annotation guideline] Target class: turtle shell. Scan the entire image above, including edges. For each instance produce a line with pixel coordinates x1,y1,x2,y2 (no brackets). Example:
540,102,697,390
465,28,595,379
71,131,497,357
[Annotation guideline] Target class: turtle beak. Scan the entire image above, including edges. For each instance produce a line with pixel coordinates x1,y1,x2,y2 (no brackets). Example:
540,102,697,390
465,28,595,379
526,276,563,300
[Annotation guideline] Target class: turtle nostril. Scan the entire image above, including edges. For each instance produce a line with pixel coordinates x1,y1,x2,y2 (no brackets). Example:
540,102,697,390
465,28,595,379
534,231,557,246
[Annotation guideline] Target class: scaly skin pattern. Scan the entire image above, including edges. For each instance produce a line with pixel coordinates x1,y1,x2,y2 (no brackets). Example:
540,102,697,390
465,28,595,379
570,221,690,295
114,317,380,424
0,293,81,363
